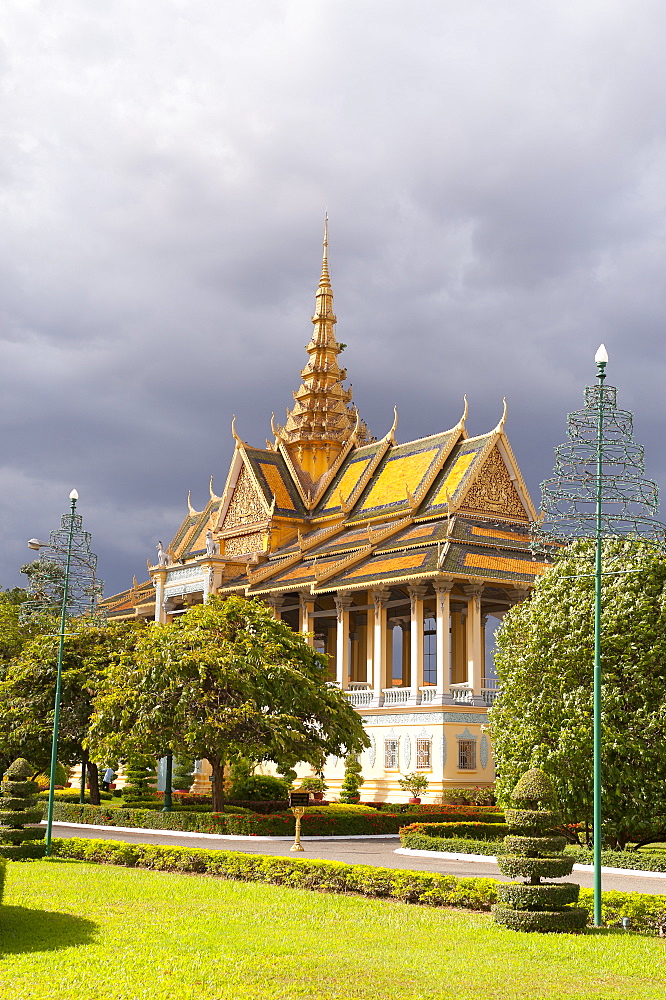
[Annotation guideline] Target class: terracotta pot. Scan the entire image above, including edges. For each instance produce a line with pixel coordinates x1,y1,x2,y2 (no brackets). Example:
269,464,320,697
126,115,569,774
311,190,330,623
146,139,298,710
408,797,421,805
313,792,324,801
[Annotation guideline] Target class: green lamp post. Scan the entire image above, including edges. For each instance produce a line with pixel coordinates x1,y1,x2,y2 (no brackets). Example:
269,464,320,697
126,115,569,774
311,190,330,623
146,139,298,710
24,490,105,854
535,345,665,926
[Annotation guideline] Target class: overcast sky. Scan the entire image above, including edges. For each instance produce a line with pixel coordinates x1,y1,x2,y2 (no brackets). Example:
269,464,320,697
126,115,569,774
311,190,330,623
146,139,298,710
1,1,665,597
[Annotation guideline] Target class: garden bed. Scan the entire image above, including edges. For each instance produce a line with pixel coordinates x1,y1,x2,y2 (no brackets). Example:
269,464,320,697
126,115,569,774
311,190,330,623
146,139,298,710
50,801,500,837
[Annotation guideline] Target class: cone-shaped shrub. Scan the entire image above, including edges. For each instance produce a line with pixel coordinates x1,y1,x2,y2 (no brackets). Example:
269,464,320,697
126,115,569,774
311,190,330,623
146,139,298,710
171,757,194,792
122,755,158,802
0,758,46,859
493,768,587,933
339,754,364,803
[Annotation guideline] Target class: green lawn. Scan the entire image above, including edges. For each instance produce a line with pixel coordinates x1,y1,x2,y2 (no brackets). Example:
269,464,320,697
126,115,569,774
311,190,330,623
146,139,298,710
1,861,665,1000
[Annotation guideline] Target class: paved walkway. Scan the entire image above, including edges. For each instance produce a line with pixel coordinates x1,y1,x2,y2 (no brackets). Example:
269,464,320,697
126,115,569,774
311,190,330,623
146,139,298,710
51,822,666,896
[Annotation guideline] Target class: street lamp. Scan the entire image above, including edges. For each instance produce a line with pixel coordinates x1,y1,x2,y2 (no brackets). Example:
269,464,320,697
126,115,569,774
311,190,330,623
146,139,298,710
535,346,664,927
28,489,79,857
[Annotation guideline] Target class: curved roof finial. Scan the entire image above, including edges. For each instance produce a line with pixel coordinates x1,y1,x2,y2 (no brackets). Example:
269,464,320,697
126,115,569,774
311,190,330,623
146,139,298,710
495,397,508,433
231,415,245,445
383,405,398,443
456,394,468,431
187,491,202,516
209,475,221,502
270,412,282,440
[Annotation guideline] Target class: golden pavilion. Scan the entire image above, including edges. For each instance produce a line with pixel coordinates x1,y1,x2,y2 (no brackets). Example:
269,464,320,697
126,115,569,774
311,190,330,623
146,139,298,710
102,222,546,800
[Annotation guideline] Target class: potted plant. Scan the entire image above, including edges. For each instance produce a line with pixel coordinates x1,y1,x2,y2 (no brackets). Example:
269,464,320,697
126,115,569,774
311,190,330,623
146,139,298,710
299,776,328,801
399,772,429,804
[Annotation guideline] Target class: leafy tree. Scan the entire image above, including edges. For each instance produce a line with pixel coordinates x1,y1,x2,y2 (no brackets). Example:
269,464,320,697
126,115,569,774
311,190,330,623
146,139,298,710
0,619,143,806
490,537,666,849
0,588,33,670
88,596,369,811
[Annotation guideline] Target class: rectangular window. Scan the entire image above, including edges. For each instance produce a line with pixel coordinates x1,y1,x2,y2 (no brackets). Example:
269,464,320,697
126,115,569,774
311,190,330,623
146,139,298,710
384,739,399,770
458,739,477,770
415,738,431,770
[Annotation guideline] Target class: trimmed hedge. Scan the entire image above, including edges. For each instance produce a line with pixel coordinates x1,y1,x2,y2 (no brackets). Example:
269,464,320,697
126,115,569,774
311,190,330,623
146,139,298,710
566,846,666,874
399,822,508,842
400,831,505,856
50,802,494,837
0,857,5,901
377,803,504,821
46,837,666,935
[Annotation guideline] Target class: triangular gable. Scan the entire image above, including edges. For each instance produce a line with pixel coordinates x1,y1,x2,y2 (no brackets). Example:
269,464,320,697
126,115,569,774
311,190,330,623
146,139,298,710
218,461,270,533
456,441,533,522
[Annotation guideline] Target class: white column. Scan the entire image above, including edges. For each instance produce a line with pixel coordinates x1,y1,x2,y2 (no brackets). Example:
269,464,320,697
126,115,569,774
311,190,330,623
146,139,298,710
153,571,167,624
299,593,314,646
371,588,391,705
202,565,215,603
334,593,353,688
364,612,374,686
408,584,427,703
464,584,484,695
433,579,454,700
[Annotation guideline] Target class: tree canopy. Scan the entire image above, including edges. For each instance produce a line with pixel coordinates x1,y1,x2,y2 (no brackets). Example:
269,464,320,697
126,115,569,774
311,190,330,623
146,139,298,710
490,537,666,849
0,618,143,802
88,595,369,810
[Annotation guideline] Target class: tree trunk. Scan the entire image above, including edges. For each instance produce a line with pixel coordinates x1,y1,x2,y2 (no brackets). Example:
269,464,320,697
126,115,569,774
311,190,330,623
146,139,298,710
87,760,100,806
210,756,225,813
79,749,88,804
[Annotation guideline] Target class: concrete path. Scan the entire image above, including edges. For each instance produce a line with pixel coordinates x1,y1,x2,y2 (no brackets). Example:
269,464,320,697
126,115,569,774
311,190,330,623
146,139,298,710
50,822,666,896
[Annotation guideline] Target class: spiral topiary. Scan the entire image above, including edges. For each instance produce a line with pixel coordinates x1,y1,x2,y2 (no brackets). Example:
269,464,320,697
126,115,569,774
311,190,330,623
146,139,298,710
0,758,46,859
492,768,587,933
339,754,364,803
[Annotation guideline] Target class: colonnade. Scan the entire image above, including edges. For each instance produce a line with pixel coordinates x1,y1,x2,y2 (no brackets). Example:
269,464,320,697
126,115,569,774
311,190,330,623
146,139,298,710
268,583,496,708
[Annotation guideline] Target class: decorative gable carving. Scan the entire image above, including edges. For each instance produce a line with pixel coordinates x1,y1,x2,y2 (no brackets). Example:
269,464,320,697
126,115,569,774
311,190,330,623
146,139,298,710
220,465,266,531
457,448,528,522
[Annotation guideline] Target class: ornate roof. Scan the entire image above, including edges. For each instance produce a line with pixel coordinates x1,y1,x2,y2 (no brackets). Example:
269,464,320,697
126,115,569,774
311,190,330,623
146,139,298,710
100,227,542,618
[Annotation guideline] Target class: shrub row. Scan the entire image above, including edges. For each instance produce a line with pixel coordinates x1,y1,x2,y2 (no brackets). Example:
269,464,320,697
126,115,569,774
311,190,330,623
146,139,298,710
400,822,508,842
400,832,506,856
50,837,499,908
0,857,5,902
566,846,666,874
376,803,503,819
47,837,666,935
50,802,498,836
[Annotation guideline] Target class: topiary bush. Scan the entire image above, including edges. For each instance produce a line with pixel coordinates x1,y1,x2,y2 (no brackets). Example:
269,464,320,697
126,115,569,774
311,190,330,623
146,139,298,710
339,754,364,803
493,768,587,933
171,757,194,793
0,758,46,859
122,755,158,802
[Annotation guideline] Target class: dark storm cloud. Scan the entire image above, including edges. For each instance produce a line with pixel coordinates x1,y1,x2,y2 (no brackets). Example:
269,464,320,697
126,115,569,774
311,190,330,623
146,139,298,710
2,1,666,595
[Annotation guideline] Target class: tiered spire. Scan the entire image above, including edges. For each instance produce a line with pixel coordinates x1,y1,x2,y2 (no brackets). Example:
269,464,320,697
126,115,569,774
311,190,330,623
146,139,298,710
275,217,370,484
